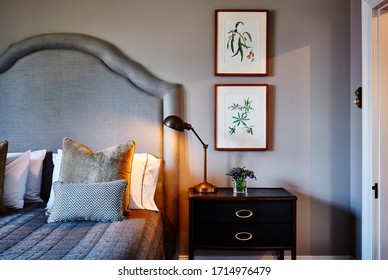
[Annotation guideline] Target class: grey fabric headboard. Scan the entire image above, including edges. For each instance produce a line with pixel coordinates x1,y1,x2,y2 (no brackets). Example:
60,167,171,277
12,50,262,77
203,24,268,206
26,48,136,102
0,33,181,258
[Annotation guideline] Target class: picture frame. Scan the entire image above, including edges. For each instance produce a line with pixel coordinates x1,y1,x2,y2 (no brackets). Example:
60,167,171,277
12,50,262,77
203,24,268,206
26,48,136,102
215,9,268,76
214,84,268,150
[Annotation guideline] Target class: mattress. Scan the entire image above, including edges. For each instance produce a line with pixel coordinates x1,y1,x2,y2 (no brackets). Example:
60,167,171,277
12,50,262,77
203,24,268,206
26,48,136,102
0,203,164,260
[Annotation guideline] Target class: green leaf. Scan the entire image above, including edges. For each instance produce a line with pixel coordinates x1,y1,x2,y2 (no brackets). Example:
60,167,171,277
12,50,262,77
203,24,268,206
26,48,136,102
232,46,240,57
228,126,236,135
240,42,251,49
244,126,254,135
231,38,244,62
232,46,243,61
227,36,231,50
243,32,252,42
228,103,240,111
235,21,244,29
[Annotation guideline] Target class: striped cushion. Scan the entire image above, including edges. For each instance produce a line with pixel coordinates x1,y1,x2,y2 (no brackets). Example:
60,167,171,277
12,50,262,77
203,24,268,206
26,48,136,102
47,180,127,223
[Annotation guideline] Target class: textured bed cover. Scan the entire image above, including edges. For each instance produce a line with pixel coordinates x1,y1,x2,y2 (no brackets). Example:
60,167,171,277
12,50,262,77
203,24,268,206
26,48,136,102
0,204,164,260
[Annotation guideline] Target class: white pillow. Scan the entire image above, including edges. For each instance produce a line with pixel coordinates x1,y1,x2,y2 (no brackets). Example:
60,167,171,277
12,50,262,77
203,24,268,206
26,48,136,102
2,151,31,209
7,150,47,203
130,153,160,211
24,149,47,202
46,149,62,209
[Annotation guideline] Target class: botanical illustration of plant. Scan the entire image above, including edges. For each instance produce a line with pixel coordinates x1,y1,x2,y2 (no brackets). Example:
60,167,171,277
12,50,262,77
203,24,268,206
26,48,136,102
226,21,255,62
227,98,255,135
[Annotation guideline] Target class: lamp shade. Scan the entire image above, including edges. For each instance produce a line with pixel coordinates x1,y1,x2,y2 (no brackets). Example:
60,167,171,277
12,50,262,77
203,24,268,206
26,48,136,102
163,115,191,132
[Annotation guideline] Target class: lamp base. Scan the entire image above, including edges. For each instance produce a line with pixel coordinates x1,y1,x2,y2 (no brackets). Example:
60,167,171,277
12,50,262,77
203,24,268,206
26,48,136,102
194,181,217,193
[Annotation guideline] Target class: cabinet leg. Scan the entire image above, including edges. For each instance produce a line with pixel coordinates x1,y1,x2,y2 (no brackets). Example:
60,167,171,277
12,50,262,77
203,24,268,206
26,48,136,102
292,249,296,260
188,248,194,260
278,250,284,260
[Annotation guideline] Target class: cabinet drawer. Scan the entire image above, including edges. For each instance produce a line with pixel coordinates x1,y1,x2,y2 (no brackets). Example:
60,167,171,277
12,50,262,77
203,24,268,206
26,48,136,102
193,200,293,224
193,223,293,247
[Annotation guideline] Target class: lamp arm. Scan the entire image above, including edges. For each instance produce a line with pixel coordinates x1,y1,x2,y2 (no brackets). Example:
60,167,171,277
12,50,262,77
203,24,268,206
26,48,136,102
164,116,216,192
190,127,208,182
190,127,208,148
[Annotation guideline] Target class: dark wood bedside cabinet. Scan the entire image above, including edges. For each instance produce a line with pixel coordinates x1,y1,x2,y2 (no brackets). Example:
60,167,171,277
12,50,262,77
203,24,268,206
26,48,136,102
188,187,297,260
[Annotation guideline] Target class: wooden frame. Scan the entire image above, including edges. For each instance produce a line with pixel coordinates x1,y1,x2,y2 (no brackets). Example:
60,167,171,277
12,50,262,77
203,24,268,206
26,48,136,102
214,84,268,150
215,9,268,76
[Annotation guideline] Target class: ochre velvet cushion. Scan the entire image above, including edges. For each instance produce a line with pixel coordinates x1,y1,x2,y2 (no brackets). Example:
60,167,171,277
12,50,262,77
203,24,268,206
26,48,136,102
58,137,136,216
0,140,8,215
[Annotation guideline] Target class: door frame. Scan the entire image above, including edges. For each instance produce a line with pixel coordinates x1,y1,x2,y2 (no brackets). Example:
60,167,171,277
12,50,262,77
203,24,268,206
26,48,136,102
361,0,388,260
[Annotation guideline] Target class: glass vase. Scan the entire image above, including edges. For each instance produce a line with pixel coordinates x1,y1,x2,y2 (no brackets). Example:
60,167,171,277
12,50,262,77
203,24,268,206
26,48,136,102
233,178,247,194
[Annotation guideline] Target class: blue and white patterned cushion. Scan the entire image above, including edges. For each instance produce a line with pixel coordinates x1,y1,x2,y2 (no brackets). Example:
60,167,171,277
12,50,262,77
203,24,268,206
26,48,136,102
47,180,127,223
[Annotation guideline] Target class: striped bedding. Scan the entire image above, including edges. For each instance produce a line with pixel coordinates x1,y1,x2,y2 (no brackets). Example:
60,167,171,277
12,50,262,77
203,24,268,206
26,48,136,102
0,203,164,260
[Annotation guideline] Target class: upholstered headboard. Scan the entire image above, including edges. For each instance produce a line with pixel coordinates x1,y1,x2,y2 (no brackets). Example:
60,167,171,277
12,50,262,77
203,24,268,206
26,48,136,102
0,33,181,257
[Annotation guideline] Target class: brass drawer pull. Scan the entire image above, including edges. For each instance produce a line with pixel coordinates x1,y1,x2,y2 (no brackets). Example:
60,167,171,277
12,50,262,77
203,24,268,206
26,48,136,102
235,209,253,218
235,232,253,241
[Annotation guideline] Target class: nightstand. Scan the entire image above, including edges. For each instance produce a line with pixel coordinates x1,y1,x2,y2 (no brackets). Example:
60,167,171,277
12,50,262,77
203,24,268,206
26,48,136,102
188,187,297,260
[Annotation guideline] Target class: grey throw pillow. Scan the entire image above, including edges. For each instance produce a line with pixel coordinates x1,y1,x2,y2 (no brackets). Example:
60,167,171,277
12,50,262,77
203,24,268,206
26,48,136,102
47,180,127,223
58,137,136,216
0,140,8,215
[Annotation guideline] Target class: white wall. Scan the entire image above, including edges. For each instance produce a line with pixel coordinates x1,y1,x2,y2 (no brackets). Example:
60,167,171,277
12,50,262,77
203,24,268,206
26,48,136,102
0,0,359,258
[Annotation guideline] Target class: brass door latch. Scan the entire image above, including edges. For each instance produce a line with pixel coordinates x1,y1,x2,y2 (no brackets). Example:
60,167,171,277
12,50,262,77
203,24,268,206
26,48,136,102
354,87,362,108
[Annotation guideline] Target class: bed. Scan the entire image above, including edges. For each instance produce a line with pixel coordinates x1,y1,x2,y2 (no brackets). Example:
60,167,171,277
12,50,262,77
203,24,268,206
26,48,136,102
0,33,181,259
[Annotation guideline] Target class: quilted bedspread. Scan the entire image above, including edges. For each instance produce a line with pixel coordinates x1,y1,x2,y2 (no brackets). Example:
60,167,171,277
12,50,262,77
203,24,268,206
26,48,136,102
0,203,164,260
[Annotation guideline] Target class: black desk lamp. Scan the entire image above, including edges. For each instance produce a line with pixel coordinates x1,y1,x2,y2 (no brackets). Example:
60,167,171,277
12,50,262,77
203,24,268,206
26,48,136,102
163,115,216,193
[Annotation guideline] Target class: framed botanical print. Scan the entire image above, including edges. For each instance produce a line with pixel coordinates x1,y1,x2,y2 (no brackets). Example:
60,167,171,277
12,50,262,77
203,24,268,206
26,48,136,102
215,9,268,76
215,84,268,150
